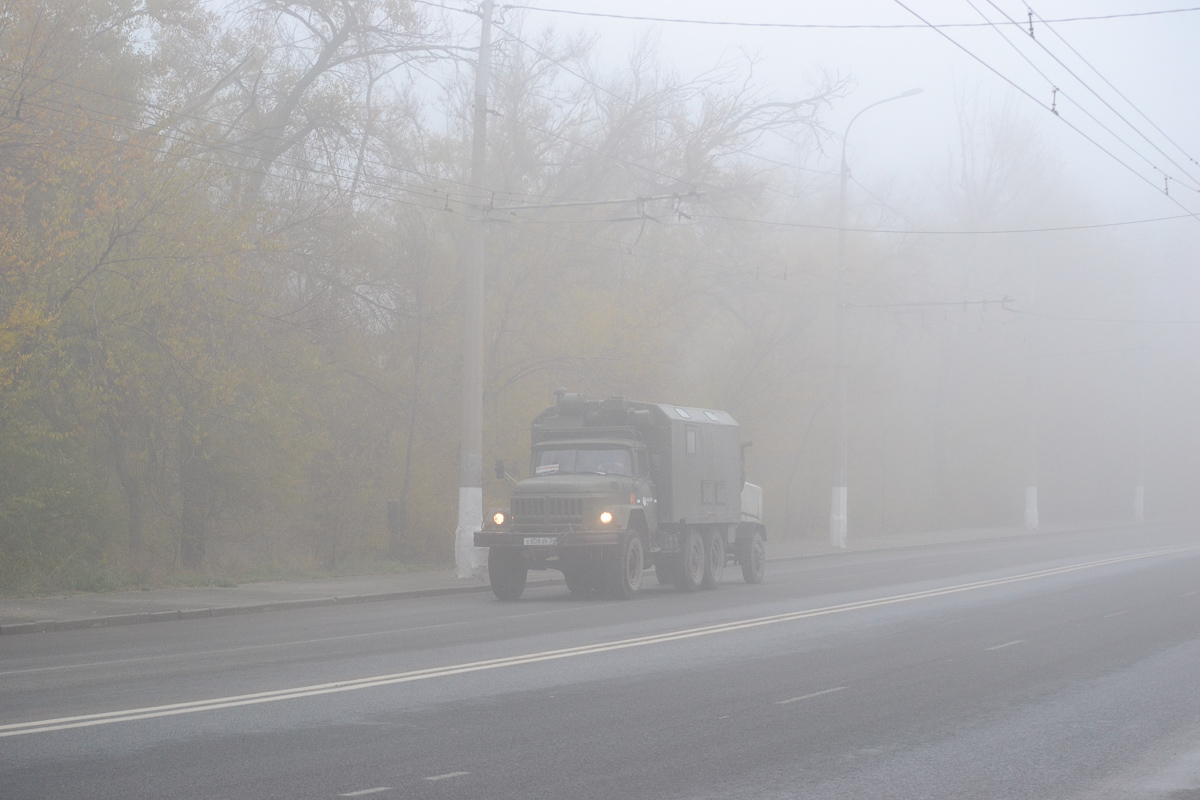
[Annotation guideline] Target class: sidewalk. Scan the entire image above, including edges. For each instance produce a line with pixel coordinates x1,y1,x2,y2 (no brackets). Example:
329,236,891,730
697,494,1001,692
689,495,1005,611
0,522,1127,635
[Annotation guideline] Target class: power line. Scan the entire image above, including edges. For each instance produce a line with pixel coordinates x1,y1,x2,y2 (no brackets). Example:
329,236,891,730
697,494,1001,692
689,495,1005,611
890,0,1200,222
962,0,1196,191
1029,4,1200,176
1008,308,1200,325
503,5,1200,30
982,0,1200,190
668,211,1199,235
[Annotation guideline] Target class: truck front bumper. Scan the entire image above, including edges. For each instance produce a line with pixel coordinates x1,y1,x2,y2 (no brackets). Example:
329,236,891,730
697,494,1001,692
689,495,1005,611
474,530,622,555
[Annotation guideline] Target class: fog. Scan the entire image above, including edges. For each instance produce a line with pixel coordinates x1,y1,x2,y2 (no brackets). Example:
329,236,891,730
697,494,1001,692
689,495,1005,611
2,0,1197,592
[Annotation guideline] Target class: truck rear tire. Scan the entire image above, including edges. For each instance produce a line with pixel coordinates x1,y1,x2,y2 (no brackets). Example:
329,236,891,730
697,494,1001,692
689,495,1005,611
673,529,705,592
604,533,643,599
701,529,724,589
488,549,528,601
739,530,766,584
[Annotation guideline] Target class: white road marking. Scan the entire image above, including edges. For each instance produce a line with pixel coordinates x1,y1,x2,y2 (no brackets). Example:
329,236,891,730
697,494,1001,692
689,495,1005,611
776,686,846,705
339,788,392,797
1104,610,1130,618
1,605,591,677
424,772,469,782
1183,590,1197,597
985,640,1025,651
4,544,1197,739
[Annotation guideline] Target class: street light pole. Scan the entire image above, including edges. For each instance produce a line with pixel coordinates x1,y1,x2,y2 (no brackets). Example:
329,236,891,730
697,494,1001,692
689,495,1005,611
455,0,494,579
831,88,922,549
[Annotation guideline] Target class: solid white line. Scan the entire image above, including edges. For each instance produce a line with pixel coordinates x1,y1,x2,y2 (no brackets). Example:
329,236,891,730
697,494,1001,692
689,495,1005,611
1,605,591,677
776,686,846,705
985,639,1025,651
339,788,392,797
4,544,1197,738
424,772,469,782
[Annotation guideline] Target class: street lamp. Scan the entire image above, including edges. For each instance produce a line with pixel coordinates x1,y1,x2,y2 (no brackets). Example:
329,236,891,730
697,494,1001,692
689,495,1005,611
830,87,923,549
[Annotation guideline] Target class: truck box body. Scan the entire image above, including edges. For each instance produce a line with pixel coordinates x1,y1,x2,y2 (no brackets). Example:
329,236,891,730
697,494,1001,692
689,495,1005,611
530,395,742,528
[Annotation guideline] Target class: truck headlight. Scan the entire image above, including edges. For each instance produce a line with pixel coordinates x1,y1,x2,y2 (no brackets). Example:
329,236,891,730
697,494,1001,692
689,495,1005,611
492,511,506,526
599,511,613,524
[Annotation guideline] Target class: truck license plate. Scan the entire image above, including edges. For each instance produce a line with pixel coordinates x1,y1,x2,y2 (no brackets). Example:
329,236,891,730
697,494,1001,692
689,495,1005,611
523,537,556,546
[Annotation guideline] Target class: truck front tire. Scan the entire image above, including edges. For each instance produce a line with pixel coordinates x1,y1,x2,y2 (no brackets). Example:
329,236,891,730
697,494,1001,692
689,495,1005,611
604,533,644,600
488,549,528,601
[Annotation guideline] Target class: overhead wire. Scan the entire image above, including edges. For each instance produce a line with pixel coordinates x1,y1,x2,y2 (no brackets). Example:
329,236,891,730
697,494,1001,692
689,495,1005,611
961,0,1194,190
500,5,1200,30
981,0,1200,190
1028,4,1200,174
889,0,1199,223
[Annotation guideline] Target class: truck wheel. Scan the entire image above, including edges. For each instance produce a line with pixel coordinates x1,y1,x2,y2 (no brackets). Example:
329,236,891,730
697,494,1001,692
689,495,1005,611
739,530,766,584
563,559,597,597
672,529,705,592
701,529,724,590
604,534,643,600
488,549,528,601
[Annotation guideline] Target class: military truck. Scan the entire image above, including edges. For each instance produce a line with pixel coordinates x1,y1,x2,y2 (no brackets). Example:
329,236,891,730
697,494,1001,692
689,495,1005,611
474,390,767,600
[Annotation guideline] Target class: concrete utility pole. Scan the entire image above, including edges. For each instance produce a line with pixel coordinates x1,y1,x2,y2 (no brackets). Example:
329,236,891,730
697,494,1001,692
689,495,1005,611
455,0,494,579
1024,246,1040,531
1134,352,1148,522
1024,359,1040,531
830,88,922,549
1134,397,1146,522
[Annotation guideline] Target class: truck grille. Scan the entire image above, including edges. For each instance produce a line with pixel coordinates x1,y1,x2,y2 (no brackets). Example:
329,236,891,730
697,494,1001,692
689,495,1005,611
512,496,584,525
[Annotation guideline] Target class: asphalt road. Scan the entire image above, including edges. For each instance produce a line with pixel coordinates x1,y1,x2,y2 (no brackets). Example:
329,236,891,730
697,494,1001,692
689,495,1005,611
3,523,1200,800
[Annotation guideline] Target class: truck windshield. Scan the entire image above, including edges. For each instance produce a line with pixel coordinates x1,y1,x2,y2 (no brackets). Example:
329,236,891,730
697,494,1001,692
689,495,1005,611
533,447,633,477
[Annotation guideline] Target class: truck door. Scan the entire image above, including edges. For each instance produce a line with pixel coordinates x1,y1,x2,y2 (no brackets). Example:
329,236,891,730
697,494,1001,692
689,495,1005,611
635,448,657,535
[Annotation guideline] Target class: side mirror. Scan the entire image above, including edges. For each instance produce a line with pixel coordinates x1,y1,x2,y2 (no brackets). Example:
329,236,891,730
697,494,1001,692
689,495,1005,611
494,459,505,480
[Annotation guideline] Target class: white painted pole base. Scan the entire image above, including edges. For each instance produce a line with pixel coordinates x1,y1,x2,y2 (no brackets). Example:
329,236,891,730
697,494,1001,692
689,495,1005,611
1024,486,1039,531
454,487,485,579
830,486,847,548
1134,485,1145,522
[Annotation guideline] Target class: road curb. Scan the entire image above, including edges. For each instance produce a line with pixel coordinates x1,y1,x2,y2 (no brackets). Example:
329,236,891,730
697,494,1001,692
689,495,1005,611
0,578,563,636
0,521,1167,636
767,521,1150,565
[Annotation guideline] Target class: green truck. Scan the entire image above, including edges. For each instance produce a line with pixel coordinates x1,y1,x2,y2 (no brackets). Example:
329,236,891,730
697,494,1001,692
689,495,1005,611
474,390,767,600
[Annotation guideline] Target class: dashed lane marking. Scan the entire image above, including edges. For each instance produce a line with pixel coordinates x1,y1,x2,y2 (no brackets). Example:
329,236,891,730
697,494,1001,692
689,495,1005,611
424,772,469,782
4,544,1198,739
339,788,392,797
985,640,1025,651
1103,610,1130,618
776,686,846,705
